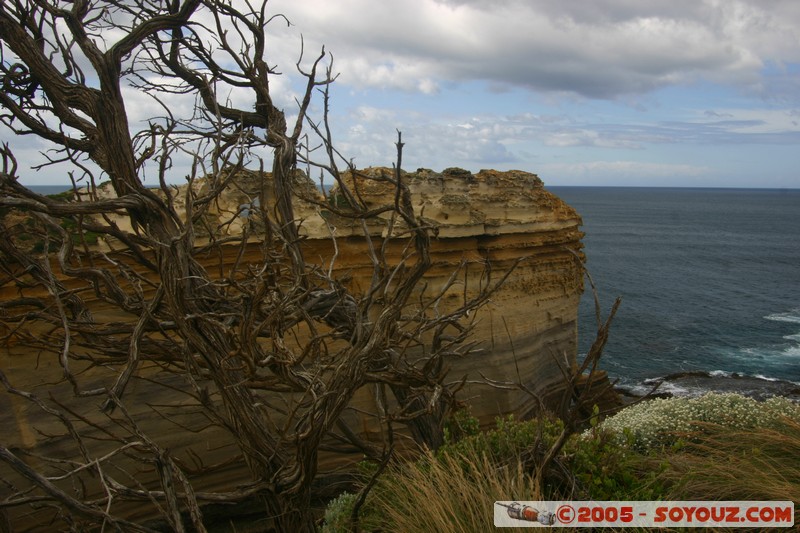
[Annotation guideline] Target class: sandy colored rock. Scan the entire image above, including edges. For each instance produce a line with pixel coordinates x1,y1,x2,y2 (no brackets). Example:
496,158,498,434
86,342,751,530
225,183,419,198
0,167,585,528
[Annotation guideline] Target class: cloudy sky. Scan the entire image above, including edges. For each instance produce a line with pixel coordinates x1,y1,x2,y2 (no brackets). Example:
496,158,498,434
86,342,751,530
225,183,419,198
6,0,799,188
263,0,800,188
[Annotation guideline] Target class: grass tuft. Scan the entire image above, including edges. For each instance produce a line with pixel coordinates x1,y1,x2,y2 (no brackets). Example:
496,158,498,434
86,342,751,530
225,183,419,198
371,445,541,533
659,417,800,525
323,396,800,532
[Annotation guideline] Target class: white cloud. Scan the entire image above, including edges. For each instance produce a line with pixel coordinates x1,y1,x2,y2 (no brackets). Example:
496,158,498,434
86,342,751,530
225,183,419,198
5,1,797,188
544,129,643,149
542,160,712,178
267,0,800,99
696,108,800,135
329,111,523,171
350,106,399,123
537,160,716,186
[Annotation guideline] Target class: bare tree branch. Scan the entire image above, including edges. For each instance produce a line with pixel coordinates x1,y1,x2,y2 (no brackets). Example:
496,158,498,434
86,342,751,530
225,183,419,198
0,2,517,531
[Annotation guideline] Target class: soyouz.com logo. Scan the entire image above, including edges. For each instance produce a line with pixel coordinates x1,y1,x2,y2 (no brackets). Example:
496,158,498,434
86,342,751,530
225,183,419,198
494,501,794,528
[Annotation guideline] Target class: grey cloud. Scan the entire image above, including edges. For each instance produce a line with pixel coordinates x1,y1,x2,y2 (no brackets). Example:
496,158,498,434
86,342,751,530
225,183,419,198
269,0,799,100
704,110,735,118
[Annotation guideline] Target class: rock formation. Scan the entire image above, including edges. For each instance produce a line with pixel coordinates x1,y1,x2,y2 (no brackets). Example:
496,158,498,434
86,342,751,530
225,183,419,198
314,167,586,420
0,167,585,527
2,165,585,431
90,166,586,420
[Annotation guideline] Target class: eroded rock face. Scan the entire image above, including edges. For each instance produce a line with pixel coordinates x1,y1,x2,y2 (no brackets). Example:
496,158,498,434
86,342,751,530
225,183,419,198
4,167,584,421
312,167,585,420
164,165,586,417
0,168,584,526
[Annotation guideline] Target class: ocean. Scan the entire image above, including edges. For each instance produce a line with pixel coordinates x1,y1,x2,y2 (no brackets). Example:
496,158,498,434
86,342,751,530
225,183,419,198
551,186,800,398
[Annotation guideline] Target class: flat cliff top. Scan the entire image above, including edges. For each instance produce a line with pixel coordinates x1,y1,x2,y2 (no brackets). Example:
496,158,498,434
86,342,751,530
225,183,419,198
61,167,582,243
321,167,582,238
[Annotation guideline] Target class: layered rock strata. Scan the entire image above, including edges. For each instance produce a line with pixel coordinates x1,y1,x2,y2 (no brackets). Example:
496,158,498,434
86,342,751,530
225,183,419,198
0,168,585,527
148,166,587,422
318,167,585,421
2,165,585,436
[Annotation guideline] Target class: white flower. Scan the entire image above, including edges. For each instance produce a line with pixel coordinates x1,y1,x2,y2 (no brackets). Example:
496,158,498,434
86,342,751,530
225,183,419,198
587,393,800,451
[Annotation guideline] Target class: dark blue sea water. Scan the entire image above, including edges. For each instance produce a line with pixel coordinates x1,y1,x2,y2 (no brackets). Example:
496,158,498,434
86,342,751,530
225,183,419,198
551,187,800,397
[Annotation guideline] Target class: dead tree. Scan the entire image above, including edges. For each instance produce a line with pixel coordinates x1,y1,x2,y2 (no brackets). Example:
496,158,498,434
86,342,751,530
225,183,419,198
0,2,506,531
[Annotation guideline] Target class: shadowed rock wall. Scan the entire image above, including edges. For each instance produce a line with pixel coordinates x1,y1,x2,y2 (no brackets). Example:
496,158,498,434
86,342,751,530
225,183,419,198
313,167,585,421
1,165,585,444
0,168,584,529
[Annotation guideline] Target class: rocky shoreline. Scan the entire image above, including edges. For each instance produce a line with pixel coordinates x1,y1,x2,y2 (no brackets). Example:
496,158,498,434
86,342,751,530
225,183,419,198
616,370,800,402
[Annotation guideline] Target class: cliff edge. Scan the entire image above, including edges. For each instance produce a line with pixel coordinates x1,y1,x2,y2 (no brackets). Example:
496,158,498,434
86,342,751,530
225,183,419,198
0,168,586,527
172,166,586,418
137,166,586,418
317,167,586,420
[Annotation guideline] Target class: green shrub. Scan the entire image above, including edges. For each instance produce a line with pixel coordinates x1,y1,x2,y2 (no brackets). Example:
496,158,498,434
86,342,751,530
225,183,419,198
327,191,353,210
323,397,800,531
321,491,381,533
565,426,669,500
46,190,75,202
321,492,355,533
439,414,563,467
442,407,481,444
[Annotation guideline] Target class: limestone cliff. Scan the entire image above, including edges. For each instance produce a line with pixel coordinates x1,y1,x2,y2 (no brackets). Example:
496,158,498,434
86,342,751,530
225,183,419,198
102,166,585,416
0,167,584,527
2,167,584,424
131,166,584,415
316,167,586,419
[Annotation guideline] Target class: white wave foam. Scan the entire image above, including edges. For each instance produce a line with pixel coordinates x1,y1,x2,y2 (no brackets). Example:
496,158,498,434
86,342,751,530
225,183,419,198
782,345,800,358
709,369,734,378
764,310,800,324
753,374,800,386
753,374,780,382
626,382,696,397
734,342,800,360
656,382,706,397
632,370,800,397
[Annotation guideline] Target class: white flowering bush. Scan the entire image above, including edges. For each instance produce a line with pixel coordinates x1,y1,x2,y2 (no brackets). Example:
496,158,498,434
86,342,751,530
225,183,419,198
593,393,800,451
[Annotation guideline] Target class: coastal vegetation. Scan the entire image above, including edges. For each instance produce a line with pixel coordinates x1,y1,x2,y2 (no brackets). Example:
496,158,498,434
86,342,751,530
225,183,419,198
323,393,800,532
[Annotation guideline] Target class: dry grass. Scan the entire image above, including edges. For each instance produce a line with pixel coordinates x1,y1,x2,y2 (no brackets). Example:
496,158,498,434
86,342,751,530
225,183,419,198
327,414,800,532
370,445,542,533
657,416,800,528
